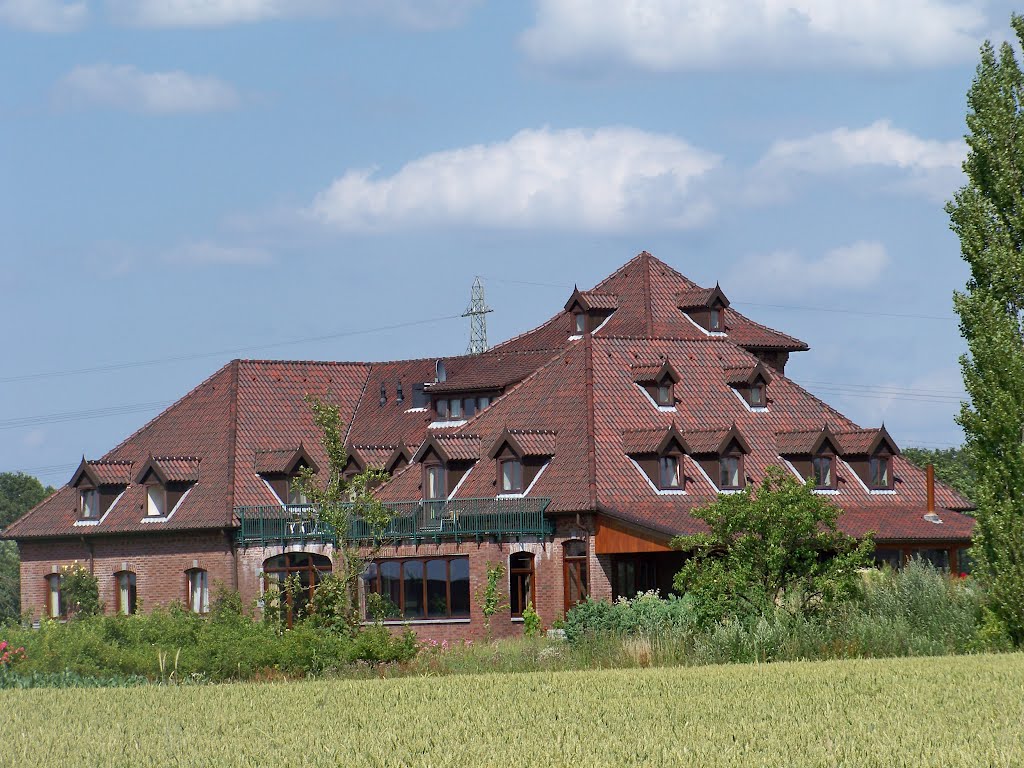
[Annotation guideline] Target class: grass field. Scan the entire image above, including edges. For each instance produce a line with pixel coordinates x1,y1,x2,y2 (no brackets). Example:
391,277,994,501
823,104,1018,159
2,654,1023,767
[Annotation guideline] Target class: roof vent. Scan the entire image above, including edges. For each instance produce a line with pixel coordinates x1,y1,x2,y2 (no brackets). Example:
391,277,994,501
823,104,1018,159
435,360,447,383
923,512,943,525
379,384,387,407
396,381,404,403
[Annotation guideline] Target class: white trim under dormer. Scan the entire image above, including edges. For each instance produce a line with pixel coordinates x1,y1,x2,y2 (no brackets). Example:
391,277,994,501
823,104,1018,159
731,387,768,413
498,460,551,499
568,334,582,341
627,456,687,496
405,407,429,413
140,485,192,524
428,419,468,429
636,383,677,412
681,311,727,337
690,457,743,495
261,476,285,506
73,489,125,527
447,462,474,500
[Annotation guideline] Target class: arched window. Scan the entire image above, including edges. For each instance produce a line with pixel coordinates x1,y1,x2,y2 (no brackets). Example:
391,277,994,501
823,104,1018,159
262,552,332,627
563,540,589,613
509,552,535,617
45,574,64,619
115,571,137,615
185,568,209,615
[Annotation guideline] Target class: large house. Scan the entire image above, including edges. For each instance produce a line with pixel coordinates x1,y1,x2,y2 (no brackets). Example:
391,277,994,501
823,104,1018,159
2,252,973,639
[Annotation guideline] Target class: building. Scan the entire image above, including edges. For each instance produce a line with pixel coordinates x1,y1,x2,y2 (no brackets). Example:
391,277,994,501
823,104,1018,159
2,252,974,638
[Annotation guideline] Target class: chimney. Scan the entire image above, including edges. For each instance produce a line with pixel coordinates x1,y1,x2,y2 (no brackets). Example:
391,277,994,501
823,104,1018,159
926,464,935,513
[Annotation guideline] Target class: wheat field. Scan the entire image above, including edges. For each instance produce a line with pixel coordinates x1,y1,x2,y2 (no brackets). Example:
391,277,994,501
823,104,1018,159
2,654,1023,767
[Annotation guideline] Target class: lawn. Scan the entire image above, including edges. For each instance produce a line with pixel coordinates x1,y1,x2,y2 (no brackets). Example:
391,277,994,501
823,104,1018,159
2,653,1022,767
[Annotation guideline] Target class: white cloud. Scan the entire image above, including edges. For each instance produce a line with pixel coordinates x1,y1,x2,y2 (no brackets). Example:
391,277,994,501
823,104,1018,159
522,0,990,72
165,241,273,266
309,127,720,232
0,0,86,32
55,65,240,114
106,0,477,28
729,241,889,299
752,120,967,202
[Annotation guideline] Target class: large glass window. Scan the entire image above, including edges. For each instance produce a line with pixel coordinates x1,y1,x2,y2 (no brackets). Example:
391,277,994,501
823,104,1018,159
719,456,741,489
262,553,332,627
115,571,137,615
563,540,589,612
812,456,834,489
501,459,524,493
363,557,470,620
186,568,209,614
509,552,535,617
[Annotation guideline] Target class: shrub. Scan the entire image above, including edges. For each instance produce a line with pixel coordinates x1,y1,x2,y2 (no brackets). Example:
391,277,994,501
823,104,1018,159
60,563,100,619
522,601,541,638
564,591,698,643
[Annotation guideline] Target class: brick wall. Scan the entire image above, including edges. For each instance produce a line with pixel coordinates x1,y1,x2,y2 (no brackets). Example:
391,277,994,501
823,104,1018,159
18,514,610,642
18,531,234,620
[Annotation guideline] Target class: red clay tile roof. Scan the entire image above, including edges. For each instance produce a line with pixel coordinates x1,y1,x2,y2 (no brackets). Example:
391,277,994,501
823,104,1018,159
775,427,839,455
681,426,749,455
488,430,559,457
3,251,971,548
347,445,398,471
723,362,773,386
148,457,202,484
631,361,680,384
579,291,619,311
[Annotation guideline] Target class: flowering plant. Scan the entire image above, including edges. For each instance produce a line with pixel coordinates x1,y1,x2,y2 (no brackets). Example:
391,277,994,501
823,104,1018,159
0,640,27,667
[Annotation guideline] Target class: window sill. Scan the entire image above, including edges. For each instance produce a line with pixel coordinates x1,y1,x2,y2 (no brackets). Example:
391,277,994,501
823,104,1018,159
365,618,472,626
428,420,468,429
869,489,896,495
511,617,524,623
73,519,100,527
812,489,840,495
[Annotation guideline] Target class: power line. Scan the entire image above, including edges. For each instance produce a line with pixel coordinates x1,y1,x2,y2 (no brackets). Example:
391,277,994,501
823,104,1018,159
0,401,171,431
0,314,463,386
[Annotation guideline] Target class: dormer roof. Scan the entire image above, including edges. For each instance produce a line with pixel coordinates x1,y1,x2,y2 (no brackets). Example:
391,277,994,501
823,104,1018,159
254,444,318,476
487,429,558,458
775,426,842,456
835,426,900,456
622,425,690,456
631,361,681,385
413,434,482,463
723,361,774,387
677,283,729,311
70,458,133,488
564,286,619,313
682,424,751,455
135,456,201,485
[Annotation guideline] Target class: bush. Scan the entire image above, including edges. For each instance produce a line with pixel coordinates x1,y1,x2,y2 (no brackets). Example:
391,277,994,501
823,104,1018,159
564,591,698,643
60,563,100,619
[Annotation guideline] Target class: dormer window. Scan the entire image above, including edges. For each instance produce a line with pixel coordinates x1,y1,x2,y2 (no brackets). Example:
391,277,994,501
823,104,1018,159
449,398,463,419
501,459,524,493
623,426,690,493
869,454,892,490
80,489,98,519
147,485,166,517
632,361,680,410
709,307,722,332
425,464,445,500
659,456,682,490
574,312,586,335
719,455,742,490
565,287,617,336
776,427,845,492
70,459,131,522
750,382,765,407
813,454,835,489
255,446,317,507
678,283,730,334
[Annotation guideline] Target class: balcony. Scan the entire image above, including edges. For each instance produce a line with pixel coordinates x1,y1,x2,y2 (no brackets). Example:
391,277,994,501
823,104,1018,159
235,497,554,547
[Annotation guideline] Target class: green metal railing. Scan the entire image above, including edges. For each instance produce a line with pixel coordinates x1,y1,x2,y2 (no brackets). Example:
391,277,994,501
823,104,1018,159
234,497,553,547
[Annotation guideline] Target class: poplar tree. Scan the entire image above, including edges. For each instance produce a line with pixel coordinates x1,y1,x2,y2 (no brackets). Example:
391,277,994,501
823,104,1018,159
948,14,1024,643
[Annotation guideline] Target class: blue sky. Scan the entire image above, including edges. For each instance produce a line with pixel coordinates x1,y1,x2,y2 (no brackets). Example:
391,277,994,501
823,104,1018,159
1,0,1015,487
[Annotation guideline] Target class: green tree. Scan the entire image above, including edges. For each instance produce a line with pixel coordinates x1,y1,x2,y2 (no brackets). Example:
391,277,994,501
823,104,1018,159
672,467,874,625
902,447,976,504
291,395,390,634
947,14,1024,643
0,472,53,624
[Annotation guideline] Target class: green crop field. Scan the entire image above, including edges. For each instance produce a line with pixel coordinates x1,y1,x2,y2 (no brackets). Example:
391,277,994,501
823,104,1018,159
2,654,1023,767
